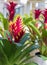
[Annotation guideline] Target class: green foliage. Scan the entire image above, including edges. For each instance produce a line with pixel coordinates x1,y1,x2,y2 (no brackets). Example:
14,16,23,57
23,14,36,25
0,13,9,30
23,14,41,38
0,21,39,65
0,27,4,37
42,29,47,38
20,33,30,45
23,14,47,57
3,18,9,30
0,13,47,65
0,37,39,65
41,55,47,60
25,62,38,65
41,43,46,55
28,22,41,38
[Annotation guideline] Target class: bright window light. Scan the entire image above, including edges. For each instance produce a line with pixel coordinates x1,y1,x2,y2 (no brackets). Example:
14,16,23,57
4,0,7,2
45,0,47,8
45,4,47,8
36,3,38,8
45,0,47,3
20,0,28,4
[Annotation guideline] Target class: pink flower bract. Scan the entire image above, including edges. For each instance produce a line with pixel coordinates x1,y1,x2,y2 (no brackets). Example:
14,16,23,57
34,9,41,19
9,16,24,43
6,2,17,21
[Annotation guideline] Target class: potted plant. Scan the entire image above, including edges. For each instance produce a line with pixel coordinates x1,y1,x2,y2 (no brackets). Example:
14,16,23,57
0,13,39,65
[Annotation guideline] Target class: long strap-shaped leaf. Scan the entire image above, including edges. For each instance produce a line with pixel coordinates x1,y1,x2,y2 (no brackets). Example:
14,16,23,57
28,22,41,38
0,27,4,37
0,40,9,65
13,44,39,65
0,38,16,65
0,13,9,30
18,45,39,64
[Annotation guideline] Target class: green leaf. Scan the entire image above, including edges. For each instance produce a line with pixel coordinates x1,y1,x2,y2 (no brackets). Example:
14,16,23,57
41,55,47,60
0,40,9,65
25,62,38,65
11,44,29,63
41,43,46,55
3,18,9,30
0,38,17,62
23,14,37,25
20,44,39,61
42,29,47,38
13,44,39,64
0,37,39,65
4,30,12,40
0,13,9,30
23,17,33,25
0,13,4,22
20,33,30,45
0,27,4,37
28,22,41,38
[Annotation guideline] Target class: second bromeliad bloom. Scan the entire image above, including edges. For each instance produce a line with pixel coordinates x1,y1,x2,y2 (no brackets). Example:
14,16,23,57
6,1,17,21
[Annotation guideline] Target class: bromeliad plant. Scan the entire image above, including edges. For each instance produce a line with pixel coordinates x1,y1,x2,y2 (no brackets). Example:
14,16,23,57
0,13,38,65
22,11,47,57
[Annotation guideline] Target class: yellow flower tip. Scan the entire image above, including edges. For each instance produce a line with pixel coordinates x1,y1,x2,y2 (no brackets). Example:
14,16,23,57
18,32,20,36
13,15,22,23
16,36,18,39
9,21,13,26
20,30,22,33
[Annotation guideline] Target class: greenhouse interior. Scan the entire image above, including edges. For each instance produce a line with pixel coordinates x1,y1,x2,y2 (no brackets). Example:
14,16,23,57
0,0,47,65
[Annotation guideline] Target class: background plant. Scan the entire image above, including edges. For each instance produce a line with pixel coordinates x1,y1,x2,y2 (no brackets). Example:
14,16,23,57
22,13,47,57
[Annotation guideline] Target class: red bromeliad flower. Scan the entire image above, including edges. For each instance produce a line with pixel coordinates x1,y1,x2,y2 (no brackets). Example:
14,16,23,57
9,16,24,43
42,9,47,45
34,9,41,19
6,2,17,21
34,9,41,29
42,9,47,29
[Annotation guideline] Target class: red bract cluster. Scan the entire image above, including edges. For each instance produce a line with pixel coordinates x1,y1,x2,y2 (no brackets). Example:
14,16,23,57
6,2,17,21
34,9,41,19
34,9,47,29
42,9,47,23
9,16,24,43
42,9,47,29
